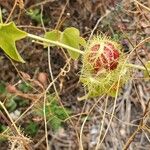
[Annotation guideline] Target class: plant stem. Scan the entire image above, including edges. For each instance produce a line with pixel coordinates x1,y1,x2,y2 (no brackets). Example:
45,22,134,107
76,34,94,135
126,63,150,71
27,33,149,73
27,33,85,55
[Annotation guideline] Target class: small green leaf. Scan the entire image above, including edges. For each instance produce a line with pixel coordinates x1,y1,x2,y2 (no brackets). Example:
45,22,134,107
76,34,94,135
24,121,39,137
0,22,27,62
0,124,7,133
144,61,150,79
36,94,70,131
27,9,41,24
27,9,49,25
0,83,5,94
49,116,62,131
44,27,86,60
79,37,86,47
44,30,61,47
61,27,82,59
5,98,17,112
18,82,31,93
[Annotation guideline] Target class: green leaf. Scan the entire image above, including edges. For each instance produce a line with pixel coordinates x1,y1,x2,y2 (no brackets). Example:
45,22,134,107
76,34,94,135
0,22,27,62
35,94,70,131
18,82,31,93
0,124,7,132
44,27,86,60
79,37,86,46
5,98,17,112
49,116,62,131
27,9,49,25
61,27,83,59
144,61,150,79
27,9,41,24
44,30,61,47
0,83,5,94
24,121,39,137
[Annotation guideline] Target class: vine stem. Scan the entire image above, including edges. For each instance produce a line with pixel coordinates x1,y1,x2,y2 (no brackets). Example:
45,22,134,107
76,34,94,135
27,33,149,72
27,33,84,55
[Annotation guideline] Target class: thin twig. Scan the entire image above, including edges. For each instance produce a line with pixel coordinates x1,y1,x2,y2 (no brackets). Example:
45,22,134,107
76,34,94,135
40,5,49,150
88,10,110,42
5,0,17,23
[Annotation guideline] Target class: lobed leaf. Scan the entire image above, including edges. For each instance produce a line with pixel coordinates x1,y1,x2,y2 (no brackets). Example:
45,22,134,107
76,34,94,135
44,27,86,60
62,27,81,59
44,30,61,47
0,22,27,62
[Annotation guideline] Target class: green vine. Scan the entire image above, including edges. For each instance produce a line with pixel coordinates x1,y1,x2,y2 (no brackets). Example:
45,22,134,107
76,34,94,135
0,21,149,98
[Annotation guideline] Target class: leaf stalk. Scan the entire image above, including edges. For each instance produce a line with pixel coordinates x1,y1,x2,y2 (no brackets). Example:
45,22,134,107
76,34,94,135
27,33,85,55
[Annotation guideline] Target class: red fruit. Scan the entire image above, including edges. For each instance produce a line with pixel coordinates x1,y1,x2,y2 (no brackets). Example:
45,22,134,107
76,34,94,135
89,42,120,72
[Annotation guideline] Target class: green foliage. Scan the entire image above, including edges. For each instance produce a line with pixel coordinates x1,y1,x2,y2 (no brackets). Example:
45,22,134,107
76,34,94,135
5,98,17,112
0,21,85,62
0,124,7,132
27,9,41,24
5,95,29,112
0,83,6,94
16,98,29,107
18,82,31,93
62,27,86,59
0,124,7,141
44,27,86,59
0,22,27,62
144,61,150,79
36,95,71,131
27,9,48,24
44,30,61,47
24,121,39,137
